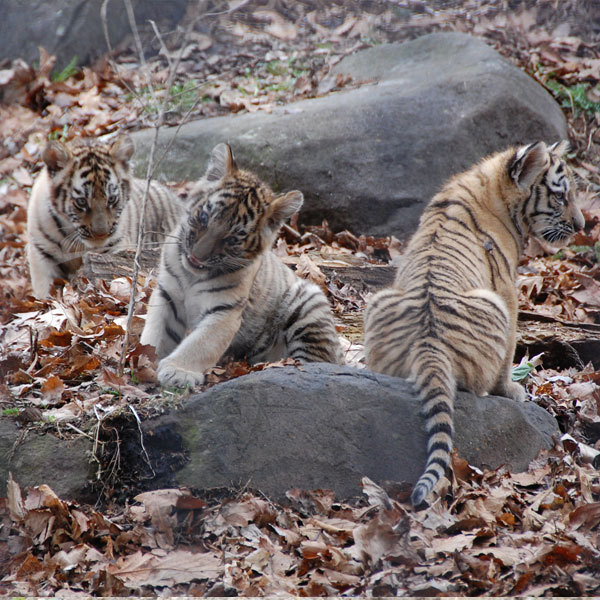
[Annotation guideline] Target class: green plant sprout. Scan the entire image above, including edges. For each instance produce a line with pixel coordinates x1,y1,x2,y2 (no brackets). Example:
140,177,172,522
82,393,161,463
48,124,69,142
545,79,600,117
51,56,78,83
569,242,600,263
2,408,20,416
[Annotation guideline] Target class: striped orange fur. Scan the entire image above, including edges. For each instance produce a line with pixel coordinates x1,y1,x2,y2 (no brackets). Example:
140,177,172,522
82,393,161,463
141,143,342,387
27,135,183,297
365,141,584,507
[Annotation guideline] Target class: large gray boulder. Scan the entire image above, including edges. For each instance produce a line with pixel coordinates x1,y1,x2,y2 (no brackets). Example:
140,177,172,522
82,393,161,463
0,363,559,502
131,32,568,238
0,419,91,499
141,363,559,501
0,0,187,71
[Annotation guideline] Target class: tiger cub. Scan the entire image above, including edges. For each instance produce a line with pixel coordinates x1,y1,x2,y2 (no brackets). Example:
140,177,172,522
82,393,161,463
365,141,584,507
27,135,183,297
141,143,342,387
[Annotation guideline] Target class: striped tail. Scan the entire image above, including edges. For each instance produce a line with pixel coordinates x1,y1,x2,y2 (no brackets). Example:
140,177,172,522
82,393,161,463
410,346,456,507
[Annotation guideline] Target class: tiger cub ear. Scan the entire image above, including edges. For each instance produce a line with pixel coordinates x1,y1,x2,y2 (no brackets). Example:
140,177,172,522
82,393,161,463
42,140,71,173
109,135,135,162
509,141,550,190
266,190,304,230
548,139,570,156
205,143,237,182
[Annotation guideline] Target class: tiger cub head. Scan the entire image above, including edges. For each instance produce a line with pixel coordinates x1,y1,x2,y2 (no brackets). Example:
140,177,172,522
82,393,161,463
180,143,303,275
42,135,135,248
509,140,585,248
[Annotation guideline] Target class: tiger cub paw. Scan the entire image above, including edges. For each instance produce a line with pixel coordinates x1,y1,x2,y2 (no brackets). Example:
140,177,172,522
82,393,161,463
157,360,205,388
496,380,527,402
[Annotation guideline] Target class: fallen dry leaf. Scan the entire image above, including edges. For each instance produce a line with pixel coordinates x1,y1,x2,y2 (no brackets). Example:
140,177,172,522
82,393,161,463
108,549,223,587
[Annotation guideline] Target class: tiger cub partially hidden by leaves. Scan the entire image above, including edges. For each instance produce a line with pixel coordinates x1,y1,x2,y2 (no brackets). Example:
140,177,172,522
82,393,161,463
141,143,342,387
365,141,584,508
27,135,183,297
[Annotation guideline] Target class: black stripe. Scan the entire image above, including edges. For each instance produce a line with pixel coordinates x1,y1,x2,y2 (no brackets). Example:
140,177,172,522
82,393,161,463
417,370,445,389
298,332,331,346
284,290,322,331
423,400,452,419
428,421,453,436
290,318,332,341
431,240,482,279
428,440,452,453
34,242,59,262
372,319,415,341
426,456,450,470
39,224,65,248
159,285,184,327
165,326,182,344
429,300,506,346
201,283,237,294
49,206,69,236
204,301,241,316
164,257,184,289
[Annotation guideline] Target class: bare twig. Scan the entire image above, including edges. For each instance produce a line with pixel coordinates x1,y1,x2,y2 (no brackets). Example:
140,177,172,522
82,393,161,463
149,19,173,72
205,0,253,17
124,0,148,70
64,422,95,439
99,2,220,373
100,0,152,115
115,1,202,375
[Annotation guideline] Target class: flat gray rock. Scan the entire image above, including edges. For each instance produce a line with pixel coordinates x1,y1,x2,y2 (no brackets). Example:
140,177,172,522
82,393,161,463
142,363,559,500
131,32,567,238
0,362,560,503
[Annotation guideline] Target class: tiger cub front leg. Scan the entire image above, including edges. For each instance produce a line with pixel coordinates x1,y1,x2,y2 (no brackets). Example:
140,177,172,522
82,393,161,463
141,285,185,360
156,308,244,388
27,244,63,298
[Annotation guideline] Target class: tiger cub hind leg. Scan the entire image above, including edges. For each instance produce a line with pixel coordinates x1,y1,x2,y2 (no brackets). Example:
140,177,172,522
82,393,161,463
364,287,412,378
281,279,343,365
462,288,526,402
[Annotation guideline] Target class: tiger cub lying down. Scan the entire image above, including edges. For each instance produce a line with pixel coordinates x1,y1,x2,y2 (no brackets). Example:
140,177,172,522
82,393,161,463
141,143,342,387
27,135,183,297
365,141,584,507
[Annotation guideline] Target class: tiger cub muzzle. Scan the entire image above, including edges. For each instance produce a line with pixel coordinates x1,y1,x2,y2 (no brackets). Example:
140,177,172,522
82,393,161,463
184,221,229,269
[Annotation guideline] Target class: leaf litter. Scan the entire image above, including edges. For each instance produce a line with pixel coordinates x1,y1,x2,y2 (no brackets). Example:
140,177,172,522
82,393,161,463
1,0,600,595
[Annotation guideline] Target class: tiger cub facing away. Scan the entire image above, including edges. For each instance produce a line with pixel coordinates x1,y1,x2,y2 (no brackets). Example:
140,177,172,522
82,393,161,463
141,143,342,387
365,141,584,508
27,135,183,297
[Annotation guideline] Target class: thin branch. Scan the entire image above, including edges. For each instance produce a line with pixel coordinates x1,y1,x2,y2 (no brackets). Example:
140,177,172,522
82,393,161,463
149,19,173,72
100,0,154,117
204,0,253,17
124,0,147,68
116,0,201,375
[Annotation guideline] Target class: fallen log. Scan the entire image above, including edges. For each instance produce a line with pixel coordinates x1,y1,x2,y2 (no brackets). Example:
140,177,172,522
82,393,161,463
83,250,600,369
